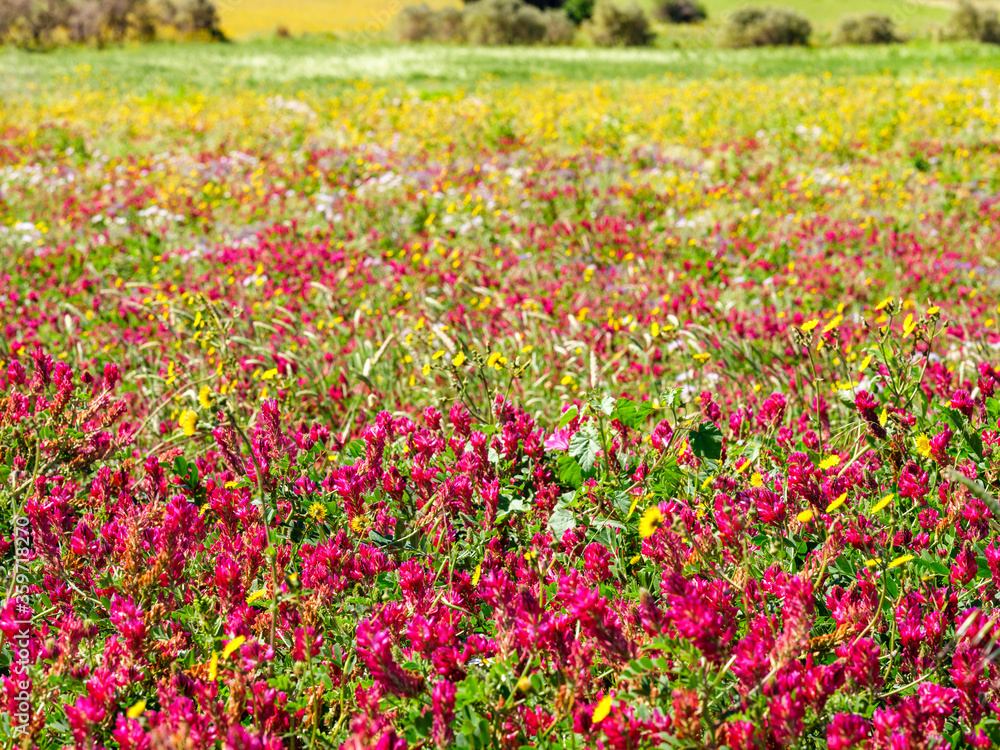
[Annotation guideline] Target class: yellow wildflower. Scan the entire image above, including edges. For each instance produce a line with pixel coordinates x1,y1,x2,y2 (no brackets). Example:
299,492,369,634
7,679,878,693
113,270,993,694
179,410,198,436
638,506,664,538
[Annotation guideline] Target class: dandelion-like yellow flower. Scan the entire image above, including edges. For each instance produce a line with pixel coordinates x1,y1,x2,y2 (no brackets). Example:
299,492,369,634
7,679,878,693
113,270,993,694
638,506,664,538
915,433,931,458
308,502,328,523
826,492,848,513
198,385,212,409
818,455,840,471
592,694,613,724
179,410,198,436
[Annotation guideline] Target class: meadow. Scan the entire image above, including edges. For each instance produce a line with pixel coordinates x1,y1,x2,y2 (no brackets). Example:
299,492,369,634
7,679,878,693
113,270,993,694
5,37,1000,749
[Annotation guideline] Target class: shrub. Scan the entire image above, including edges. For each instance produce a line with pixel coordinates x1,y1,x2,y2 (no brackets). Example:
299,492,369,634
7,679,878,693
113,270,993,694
834,14,901,45
0,0,223,46
563,0,594,24
587,0,654,46
162,0,223,37
722,6,811,48
542,8,576,43
393,4,437,42
464,0,547,44
946,1,1000,43
652,0,706,24
436,6,467,41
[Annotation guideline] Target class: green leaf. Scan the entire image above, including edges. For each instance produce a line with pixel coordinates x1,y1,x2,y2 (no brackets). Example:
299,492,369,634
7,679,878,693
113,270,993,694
598,394,616,416
569,426,601,472
368,530,395,546
915,557,951,578
556,454,583,488
344,438,366,459
614,398,653,429
987,397,1000,421
548,506,576,540
556,405,578,429
688,420,724,462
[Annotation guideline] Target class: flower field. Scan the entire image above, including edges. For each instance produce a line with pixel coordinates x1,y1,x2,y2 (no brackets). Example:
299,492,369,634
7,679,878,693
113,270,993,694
5,55,1000,749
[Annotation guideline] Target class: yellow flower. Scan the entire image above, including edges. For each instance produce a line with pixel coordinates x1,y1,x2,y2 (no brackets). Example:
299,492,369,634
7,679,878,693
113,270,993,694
797,509,814,523
127,700,146,719
592,694,613,724
452,352,466,367
208,651,219,681
874,297,893,311
222,635,246,660
872,494,894,513
800,319,819,332
260,368,278,380
878,408,888,427
888,554,914,569
821,315,843,334
638,506,664,538
818,455,840,471
650,321,660,337
692,352,711,364
472,563,482,587
858,354,872,372
179,410,198,436
198,385,212,409
308,502,328,523
915,433,931,458
750,472,764,488
926,306,940,316
247,589,268,604
826,492,847,513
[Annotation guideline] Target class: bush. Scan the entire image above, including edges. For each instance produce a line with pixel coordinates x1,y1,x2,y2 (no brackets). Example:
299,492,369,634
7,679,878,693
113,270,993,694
652,0,706,24
543,8,576,42
946,1,1000,43
722,6,811,48
587,0,654,46
0,0,223,46
563,0,594,24
464,0,548,44
393,4,438,42
395,0,572,44
834,14,901,45
436,6,467,41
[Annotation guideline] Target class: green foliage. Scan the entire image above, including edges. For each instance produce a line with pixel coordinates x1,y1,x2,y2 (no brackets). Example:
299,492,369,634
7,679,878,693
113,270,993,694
834,14,902,45
563,0,595,24
652,0,707,24
722,6,811,48
946,0,1000,44
586,0,654,46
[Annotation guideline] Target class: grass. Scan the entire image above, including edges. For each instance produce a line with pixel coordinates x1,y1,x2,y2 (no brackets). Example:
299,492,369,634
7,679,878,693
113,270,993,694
2,38,1000,96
